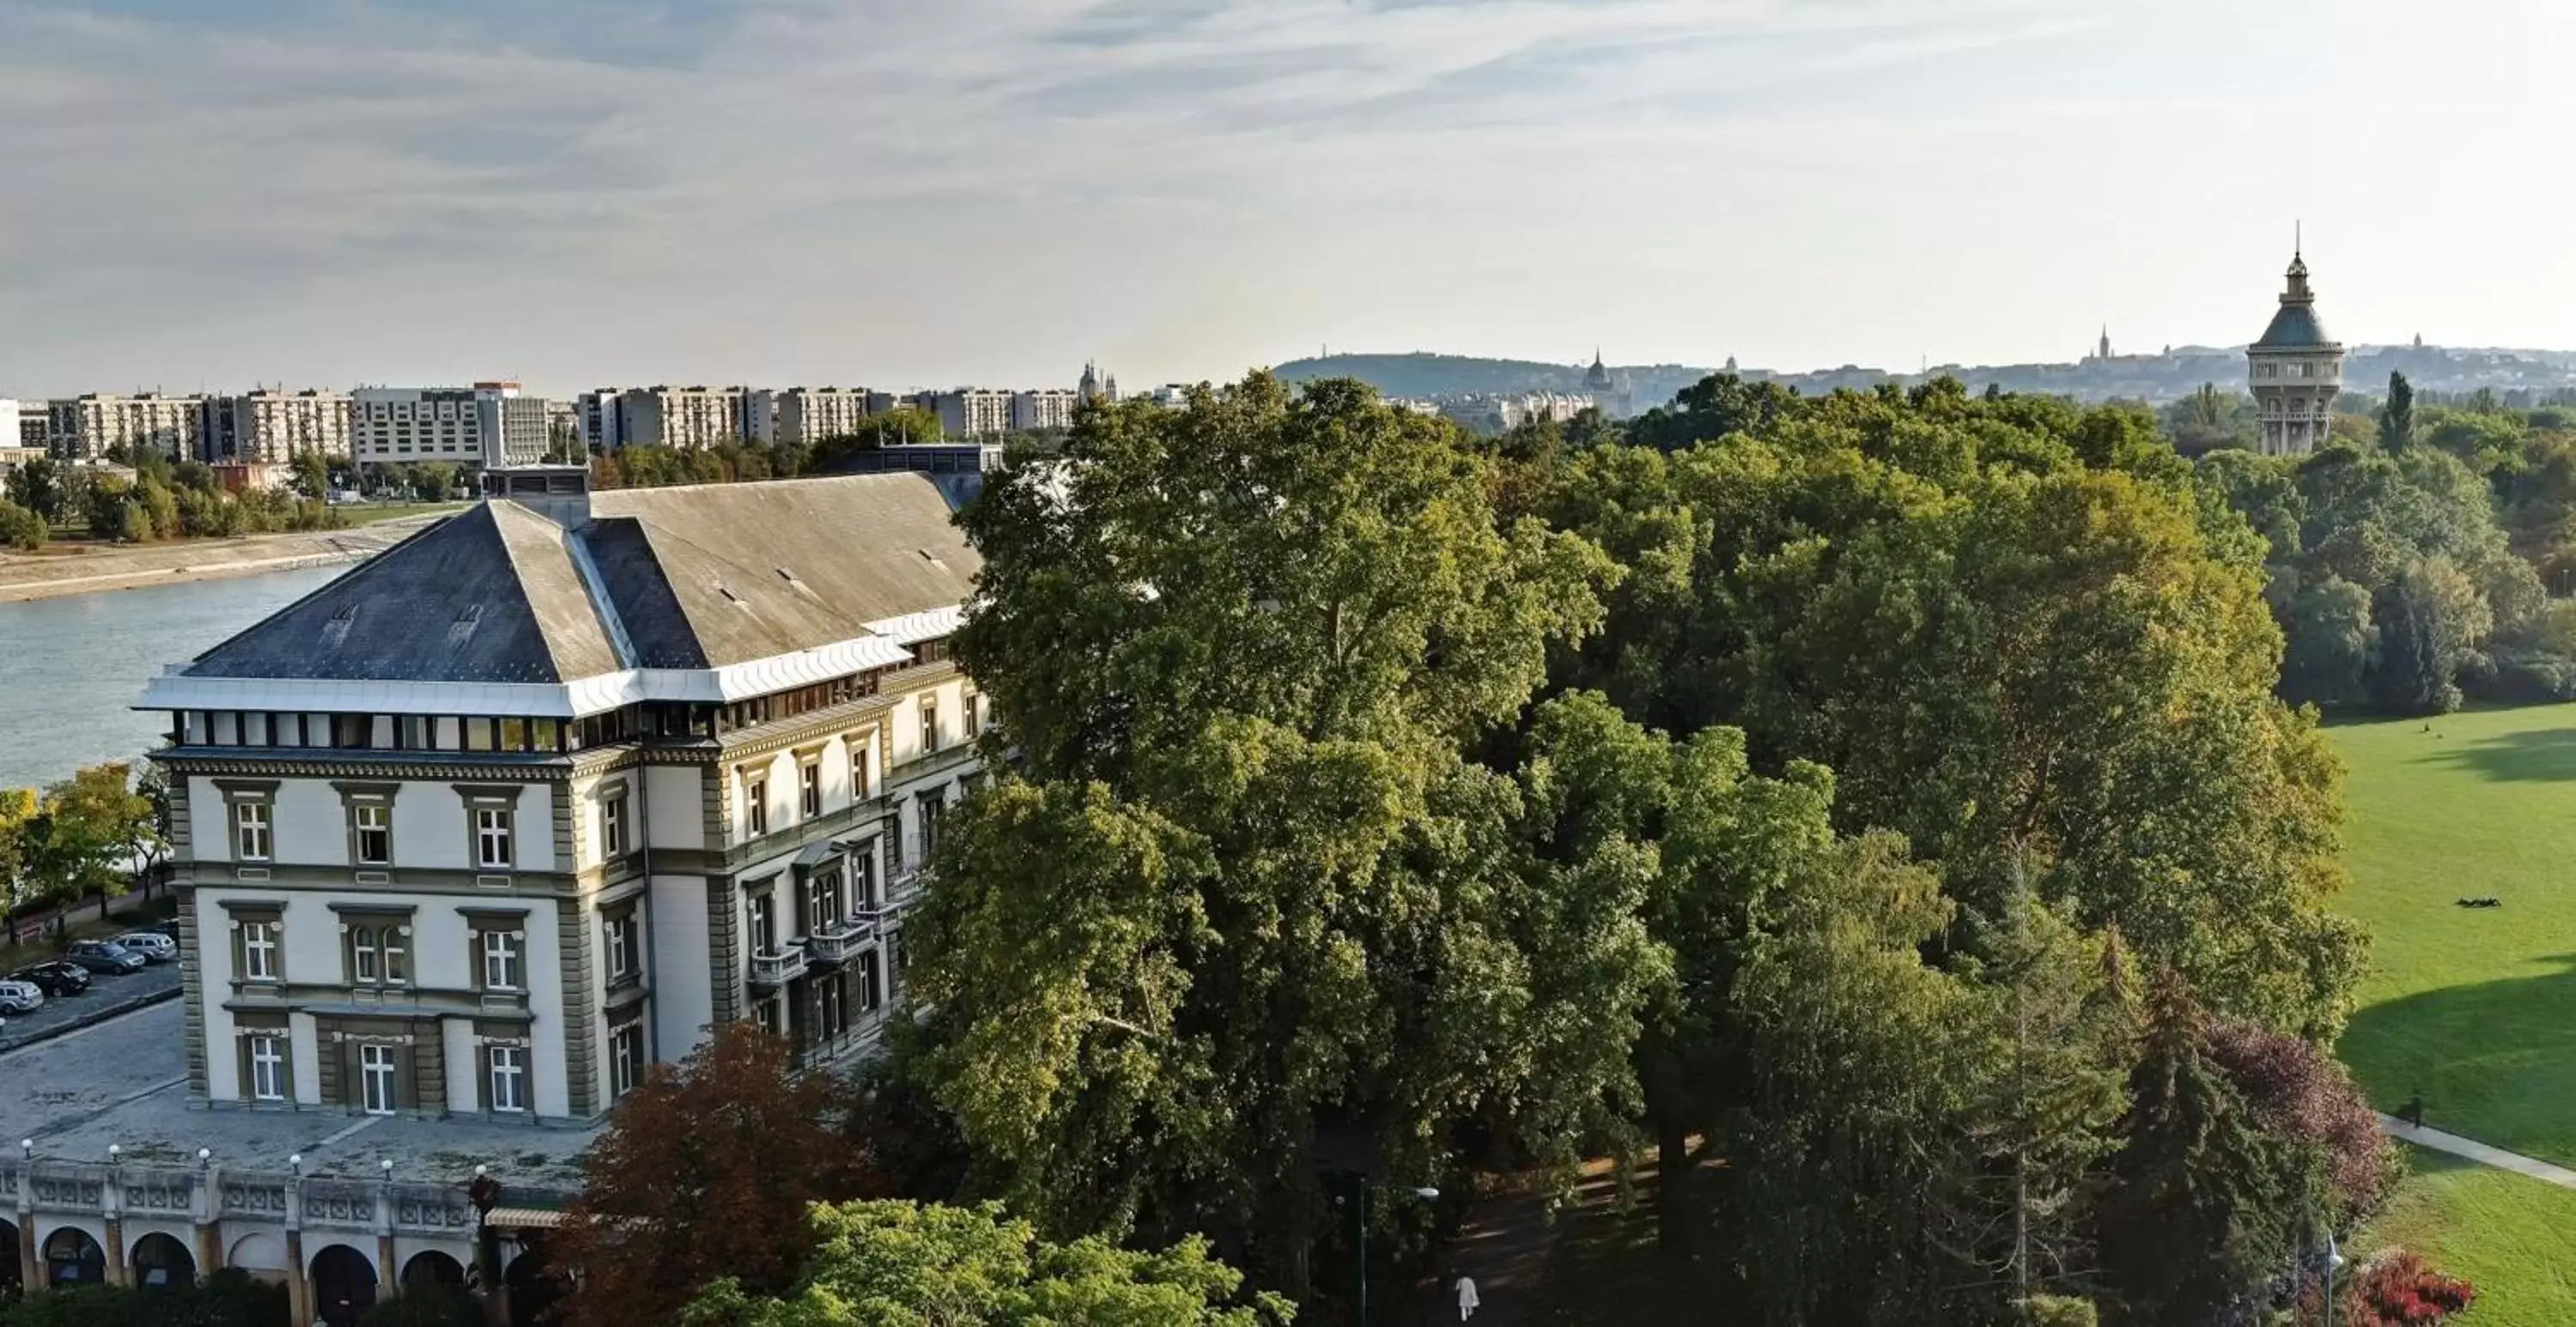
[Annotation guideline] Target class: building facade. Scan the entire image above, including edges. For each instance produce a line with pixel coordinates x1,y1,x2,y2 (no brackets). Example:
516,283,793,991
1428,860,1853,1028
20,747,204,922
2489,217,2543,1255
574,390,626,454
918,389,1014,439
1009,389,1077,433
352,385,551,471
138,469,984,1134
775,387,874,445
2246,248,2345,457
13,400,46,451
207,391,353,464
49,393,204,461
617,386,769,451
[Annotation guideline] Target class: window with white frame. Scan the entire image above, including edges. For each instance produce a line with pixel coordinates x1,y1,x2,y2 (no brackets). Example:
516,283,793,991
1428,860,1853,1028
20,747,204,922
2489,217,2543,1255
351,925,380,982
474,806,515,869
611,1022,645,1099
807,869,842,934
239,918,281,982
488,1045,527,1113
345,921,407,987
918,694,939,753
745,777,769,836
749,893,776,954
234,801,272,861
799,761,822,819
349,802,391,864
481,929,522,991
601,795,628,858
606,913,639,983
246,1034,287,1101
963,690,981,738
850,734,873,800
359,1044,398,1115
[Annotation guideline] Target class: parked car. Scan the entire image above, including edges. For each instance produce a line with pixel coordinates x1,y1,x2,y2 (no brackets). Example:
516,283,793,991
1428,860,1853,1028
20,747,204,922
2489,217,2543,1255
0,979,44,1015
143,918,181,940
9,961,91,997
64,941,147,974
115,931,178,962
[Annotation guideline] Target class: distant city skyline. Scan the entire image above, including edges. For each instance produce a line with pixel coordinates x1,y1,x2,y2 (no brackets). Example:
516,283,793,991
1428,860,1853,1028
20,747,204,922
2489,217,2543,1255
7,0,2576,397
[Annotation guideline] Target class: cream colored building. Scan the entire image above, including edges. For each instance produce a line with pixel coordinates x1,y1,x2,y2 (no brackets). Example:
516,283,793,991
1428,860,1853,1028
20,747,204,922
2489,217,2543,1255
618,385,771,450
210,390,353,464
50,393,205,461
2246,248,2345,457
776,387,875,445
353,385,551,470
920,389,1015,438
1010,389,1078,433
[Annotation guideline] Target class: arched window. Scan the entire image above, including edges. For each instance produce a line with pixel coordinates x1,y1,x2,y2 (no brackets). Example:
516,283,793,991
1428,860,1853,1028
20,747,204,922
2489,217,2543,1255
350,927,378,983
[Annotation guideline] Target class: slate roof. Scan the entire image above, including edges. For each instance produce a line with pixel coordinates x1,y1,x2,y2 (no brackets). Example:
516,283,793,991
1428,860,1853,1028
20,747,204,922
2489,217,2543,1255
2253,303,2334,350
182,473,979,684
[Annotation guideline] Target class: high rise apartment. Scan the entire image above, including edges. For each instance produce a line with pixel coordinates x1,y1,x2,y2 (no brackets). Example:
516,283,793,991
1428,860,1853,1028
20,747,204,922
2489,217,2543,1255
50,392,205,460
775,387,875,445
206,390,353,464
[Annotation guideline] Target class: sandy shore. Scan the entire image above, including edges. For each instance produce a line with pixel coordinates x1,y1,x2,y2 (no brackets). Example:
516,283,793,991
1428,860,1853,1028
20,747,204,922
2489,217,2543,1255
0,518,442,604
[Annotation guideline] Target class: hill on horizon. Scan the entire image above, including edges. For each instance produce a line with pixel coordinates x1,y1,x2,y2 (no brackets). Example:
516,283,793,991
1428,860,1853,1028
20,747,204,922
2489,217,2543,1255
1273,352,1709,407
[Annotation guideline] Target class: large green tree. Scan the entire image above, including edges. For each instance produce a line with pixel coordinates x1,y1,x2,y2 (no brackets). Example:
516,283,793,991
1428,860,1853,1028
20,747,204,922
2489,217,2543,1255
684,1201,1290,1327
915,374,1639,1297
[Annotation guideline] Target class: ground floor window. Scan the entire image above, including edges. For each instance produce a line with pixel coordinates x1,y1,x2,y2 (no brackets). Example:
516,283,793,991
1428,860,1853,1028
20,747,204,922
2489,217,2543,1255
488,1045,527,1113
360,1044,398,1115
248,1034,287,1101
611,1022,644,1099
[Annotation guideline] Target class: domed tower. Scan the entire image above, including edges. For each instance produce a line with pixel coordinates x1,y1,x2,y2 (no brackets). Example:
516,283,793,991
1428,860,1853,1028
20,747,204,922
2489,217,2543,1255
1078,361,1103,404
1583,349,1631,417
2246,240,2344,456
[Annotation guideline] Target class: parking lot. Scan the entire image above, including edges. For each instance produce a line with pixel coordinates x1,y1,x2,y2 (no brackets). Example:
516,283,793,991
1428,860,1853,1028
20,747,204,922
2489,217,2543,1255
0,957,185,1053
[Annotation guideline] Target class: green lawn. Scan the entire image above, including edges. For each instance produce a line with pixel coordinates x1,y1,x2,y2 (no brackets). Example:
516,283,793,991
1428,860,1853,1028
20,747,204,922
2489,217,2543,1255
349,501,468,524
2355,1147,2576,1326
2329,706,2576,1165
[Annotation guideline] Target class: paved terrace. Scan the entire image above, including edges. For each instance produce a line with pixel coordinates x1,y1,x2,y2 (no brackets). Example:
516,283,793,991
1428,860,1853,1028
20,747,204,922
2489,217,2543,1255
0,1003,598,1190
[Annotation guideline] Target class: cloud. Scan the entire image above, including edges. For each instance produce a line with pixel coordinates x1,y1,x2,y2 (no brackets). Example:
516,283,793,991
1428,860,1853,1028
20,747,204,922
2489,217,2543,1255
0,0,2108,391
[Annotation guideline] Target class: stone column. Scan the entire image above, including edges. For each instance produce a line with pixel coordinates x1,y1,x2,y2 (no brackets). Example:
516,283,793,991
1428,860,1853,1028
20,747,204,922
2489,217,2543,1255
103,1163,126,1287
375,1172,398,1300
194,1164,222,1286
284,1172,310,1327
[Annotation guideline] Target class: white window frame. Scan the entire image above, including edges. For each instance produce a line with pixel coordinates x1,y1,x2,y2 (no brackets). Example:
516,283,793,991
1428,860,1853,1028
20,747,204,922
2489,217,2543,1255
601,797,627,858
799,762,822,820
745,778,769,836
352,925,379,982
240,920,280,983
611,1023,644,1099
606,914,635,982
248,1035,286,1101
234,801,272,862
488,1045,527,1113
359,1044,398,1116
481,929,522,991
351,802,391,865
474,806,515,870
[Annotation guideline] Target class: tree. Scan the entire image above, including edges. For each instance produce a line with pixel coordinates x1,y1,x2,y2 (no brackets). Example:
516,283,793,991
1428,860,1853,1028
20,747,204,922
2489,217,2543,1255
115,500,153,544
4,456,61,523
0,787,37,942
0,499,45,551
0,1269,287,1326
292,451,331,500
683,1201,1292,1327
19,764,151,922
2380,372,2415,451
553,1022,890,1327
2371,555,2489,714
919,375,1635,1298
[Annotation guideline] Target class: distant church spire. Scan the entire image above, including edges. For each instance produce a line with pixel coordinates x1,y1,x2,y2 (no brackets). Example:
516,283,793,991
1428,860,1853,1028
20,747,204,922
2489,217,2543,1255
2097,325,2111,361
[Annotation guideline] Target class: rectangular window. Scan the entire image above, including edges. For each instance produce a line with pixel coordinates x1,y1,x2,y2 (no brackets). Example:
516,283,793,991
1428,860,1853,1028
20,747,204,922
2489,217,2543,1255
850,736,872,800
332,714,371,748
750,894,775,954
488,1045,527,1113
501,717,529,751
482,929,522,991
351,803,391,864
919,792,945,860
476,806,514,869
963,691,981,738
601,797,628,857
464,718,497,752
247,1035,287,1101
611,1023,645,1099
808,870,841,934
360,1044,398,1115
240,919,280,982
606,914,638,982
746,779,769,836
234,802,272,862
799,762,822,819
399,715,431,750
918,694,939,753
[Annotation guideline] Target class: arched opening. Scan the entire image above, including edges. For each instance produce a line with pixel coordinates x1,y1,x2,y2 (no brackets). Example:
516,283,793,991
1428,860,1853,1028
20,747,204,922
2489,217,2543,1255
131,1232,197,1289
402,1250,467,1288
506,1241,565,1325
309,1244,379,1327
42,1227,106,1288
0,1219,20,1299
228,1231,288,1275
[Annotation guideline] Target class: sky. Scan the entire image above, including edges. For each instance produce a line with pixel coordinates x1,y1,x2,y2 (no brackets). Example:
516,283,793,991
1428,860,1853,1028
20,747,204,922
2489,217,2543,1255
4,0,2575,397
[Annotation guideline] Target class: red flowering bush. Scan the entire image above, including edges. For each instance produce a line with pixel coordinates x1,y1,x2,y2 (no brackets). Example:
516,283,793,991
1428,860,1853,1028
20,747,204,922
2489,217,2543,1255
2300,1249,2476,1325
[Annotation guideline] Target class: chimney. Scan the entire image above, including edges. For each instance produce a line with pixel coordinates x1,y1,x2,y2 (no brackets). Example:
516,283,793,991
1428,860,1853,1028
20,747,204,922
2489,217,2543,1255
483,463,592,529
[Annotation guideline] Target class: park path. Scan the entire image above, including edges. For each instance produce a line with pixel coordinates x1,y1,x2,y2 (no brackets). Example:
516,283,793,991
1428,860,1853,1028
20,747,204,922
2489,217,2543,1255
2380,1114,2576,1191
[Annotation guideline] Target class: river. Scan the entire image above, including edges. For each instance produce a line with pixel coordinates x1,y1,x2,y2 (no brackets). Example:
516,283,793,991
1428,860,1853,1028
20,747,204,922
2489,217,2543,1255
0,566,349,791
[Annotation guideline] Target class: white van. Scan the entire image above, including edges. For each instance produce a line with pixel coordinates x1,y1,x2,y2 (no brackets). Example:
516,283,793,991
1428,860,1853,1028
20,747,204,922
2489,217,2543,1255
0,979,45,1015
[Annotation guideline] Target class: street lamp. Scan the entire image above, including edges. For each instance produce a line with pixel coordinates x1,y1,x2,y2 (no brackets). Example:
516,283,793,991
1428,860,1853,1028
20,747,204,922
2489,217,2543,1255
1352,1179,1442,1327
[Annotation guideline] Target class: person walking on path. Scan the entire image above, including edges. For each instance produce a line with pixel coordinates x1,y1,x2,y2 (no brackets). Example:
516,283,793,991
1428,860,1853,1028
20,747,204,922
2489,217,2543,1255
1453,1272,1480,1322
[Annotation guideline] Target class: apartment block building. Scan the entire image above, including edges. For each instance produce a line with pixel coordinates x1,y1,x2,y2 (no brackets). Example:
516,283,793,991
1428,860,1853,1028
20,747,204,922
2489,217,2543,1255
917,388,1014,439
617,386,771,450
12,400,46,451
575,389,626,453
0,399,16,459
49,393,205,461
1010,389,1078,433
206,390,353,464
775,387,875,445
351,385,551,470
137,468,987,1133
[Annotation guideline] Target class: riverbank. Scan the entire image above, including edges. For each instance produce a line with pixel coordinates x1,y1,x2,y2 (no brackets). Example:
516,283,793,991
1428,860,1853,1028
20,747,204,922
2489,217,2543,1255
0,511,451,603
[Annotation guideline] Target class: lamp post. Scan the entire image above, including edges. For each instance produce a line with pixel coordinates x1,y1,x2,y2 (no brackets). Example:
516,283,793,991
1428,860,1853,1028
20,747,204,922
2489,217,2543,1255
2323,1229,2345,1327
1352,1179,1440,1327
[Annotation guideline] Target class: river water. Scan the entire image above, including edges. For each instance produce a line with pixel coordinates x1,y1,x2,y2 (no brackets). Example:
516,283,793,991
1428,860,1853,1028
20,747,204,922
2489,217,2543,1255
0,566,349,791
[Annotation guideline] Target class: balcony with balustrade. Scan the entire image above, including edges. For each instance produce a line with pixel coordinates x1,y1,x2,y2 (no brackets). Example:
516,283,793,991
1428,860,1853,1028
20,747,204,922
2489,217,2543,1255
805,918,874,966
748,943,807,989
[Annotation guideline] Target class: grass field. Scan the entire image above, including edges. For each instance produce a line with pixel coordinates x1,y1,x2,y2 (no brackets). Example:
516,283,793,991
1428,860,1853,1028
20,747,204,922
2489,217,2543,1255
2328,706,2576,1165
350,501,468,524
2330,706,2576,1321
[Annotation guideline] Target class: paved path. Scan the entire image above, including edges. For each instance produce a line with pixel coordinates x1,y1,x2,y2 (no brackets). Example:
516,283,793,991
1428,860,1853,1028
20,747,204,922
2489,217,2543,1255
2380,1114,2576,1191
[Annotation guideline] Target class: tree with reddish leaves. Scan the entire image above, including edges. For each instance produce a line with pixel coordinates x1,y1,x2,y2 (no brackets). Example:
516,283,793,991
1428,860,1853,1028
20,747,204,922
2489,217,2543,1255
2205,1019,2397,1226
553,1023,890,1327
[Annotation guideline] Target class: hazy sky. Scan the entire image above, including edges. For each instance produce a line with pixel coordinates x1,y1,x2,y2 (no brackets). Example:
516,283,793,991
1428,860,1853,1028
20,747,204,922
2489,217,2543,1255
4,0,2573,397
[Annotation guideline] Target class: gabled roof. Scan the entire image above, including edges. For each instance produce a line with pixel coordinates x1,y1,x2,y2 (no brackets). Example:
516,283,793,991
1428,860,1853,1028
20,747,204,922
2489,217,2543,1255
175,473,980,692
185,502,620,684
